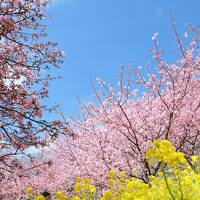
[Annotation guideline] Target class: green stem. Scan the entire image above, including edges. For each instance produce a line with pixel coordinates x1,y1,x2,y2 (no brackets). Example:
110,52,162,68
162,168,175,200
177,167,183,200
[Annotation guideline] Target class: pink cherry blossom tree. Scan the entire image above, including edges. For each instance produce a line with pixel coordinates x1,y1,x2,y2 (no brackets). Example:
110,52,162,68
0,0,64,180
2,15,200,199
27,22,200,195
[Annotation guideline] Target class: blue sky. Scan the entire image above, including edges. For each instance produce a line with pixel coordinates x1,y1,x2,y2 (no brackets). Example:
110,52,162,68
44,0,200,116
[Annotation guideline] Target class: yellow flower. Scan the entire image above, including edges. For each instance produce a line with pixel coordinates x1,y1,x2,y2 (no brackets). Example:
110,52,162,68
76,176,81,182
74,182,82,193
55,191,63,198
119,170,126,177
108,170,116,179
192,155,198,163
25,186,33,196
34,195,46,200
83,177,90,184
88,185,96,193
101,191,113,199
71,196,81,200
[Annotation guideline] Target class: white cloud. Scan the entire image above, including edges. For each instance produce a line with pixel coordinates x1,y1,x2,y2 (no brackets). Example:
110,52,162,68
3,65,27,87
3,76,26,87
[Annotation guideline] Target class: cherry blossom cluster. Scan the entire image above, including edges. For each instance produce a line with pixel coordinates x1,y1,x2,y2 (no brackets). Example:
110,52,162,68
0,0,64,191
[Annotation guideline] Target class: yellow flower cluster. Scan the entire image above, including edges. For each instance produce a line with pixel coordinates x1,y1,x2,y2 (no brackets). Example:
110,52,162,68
100,167,200,200
100,140,200,200
26,140,200,200
55,191,67,200
72,177,96,200
146,140,187,166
